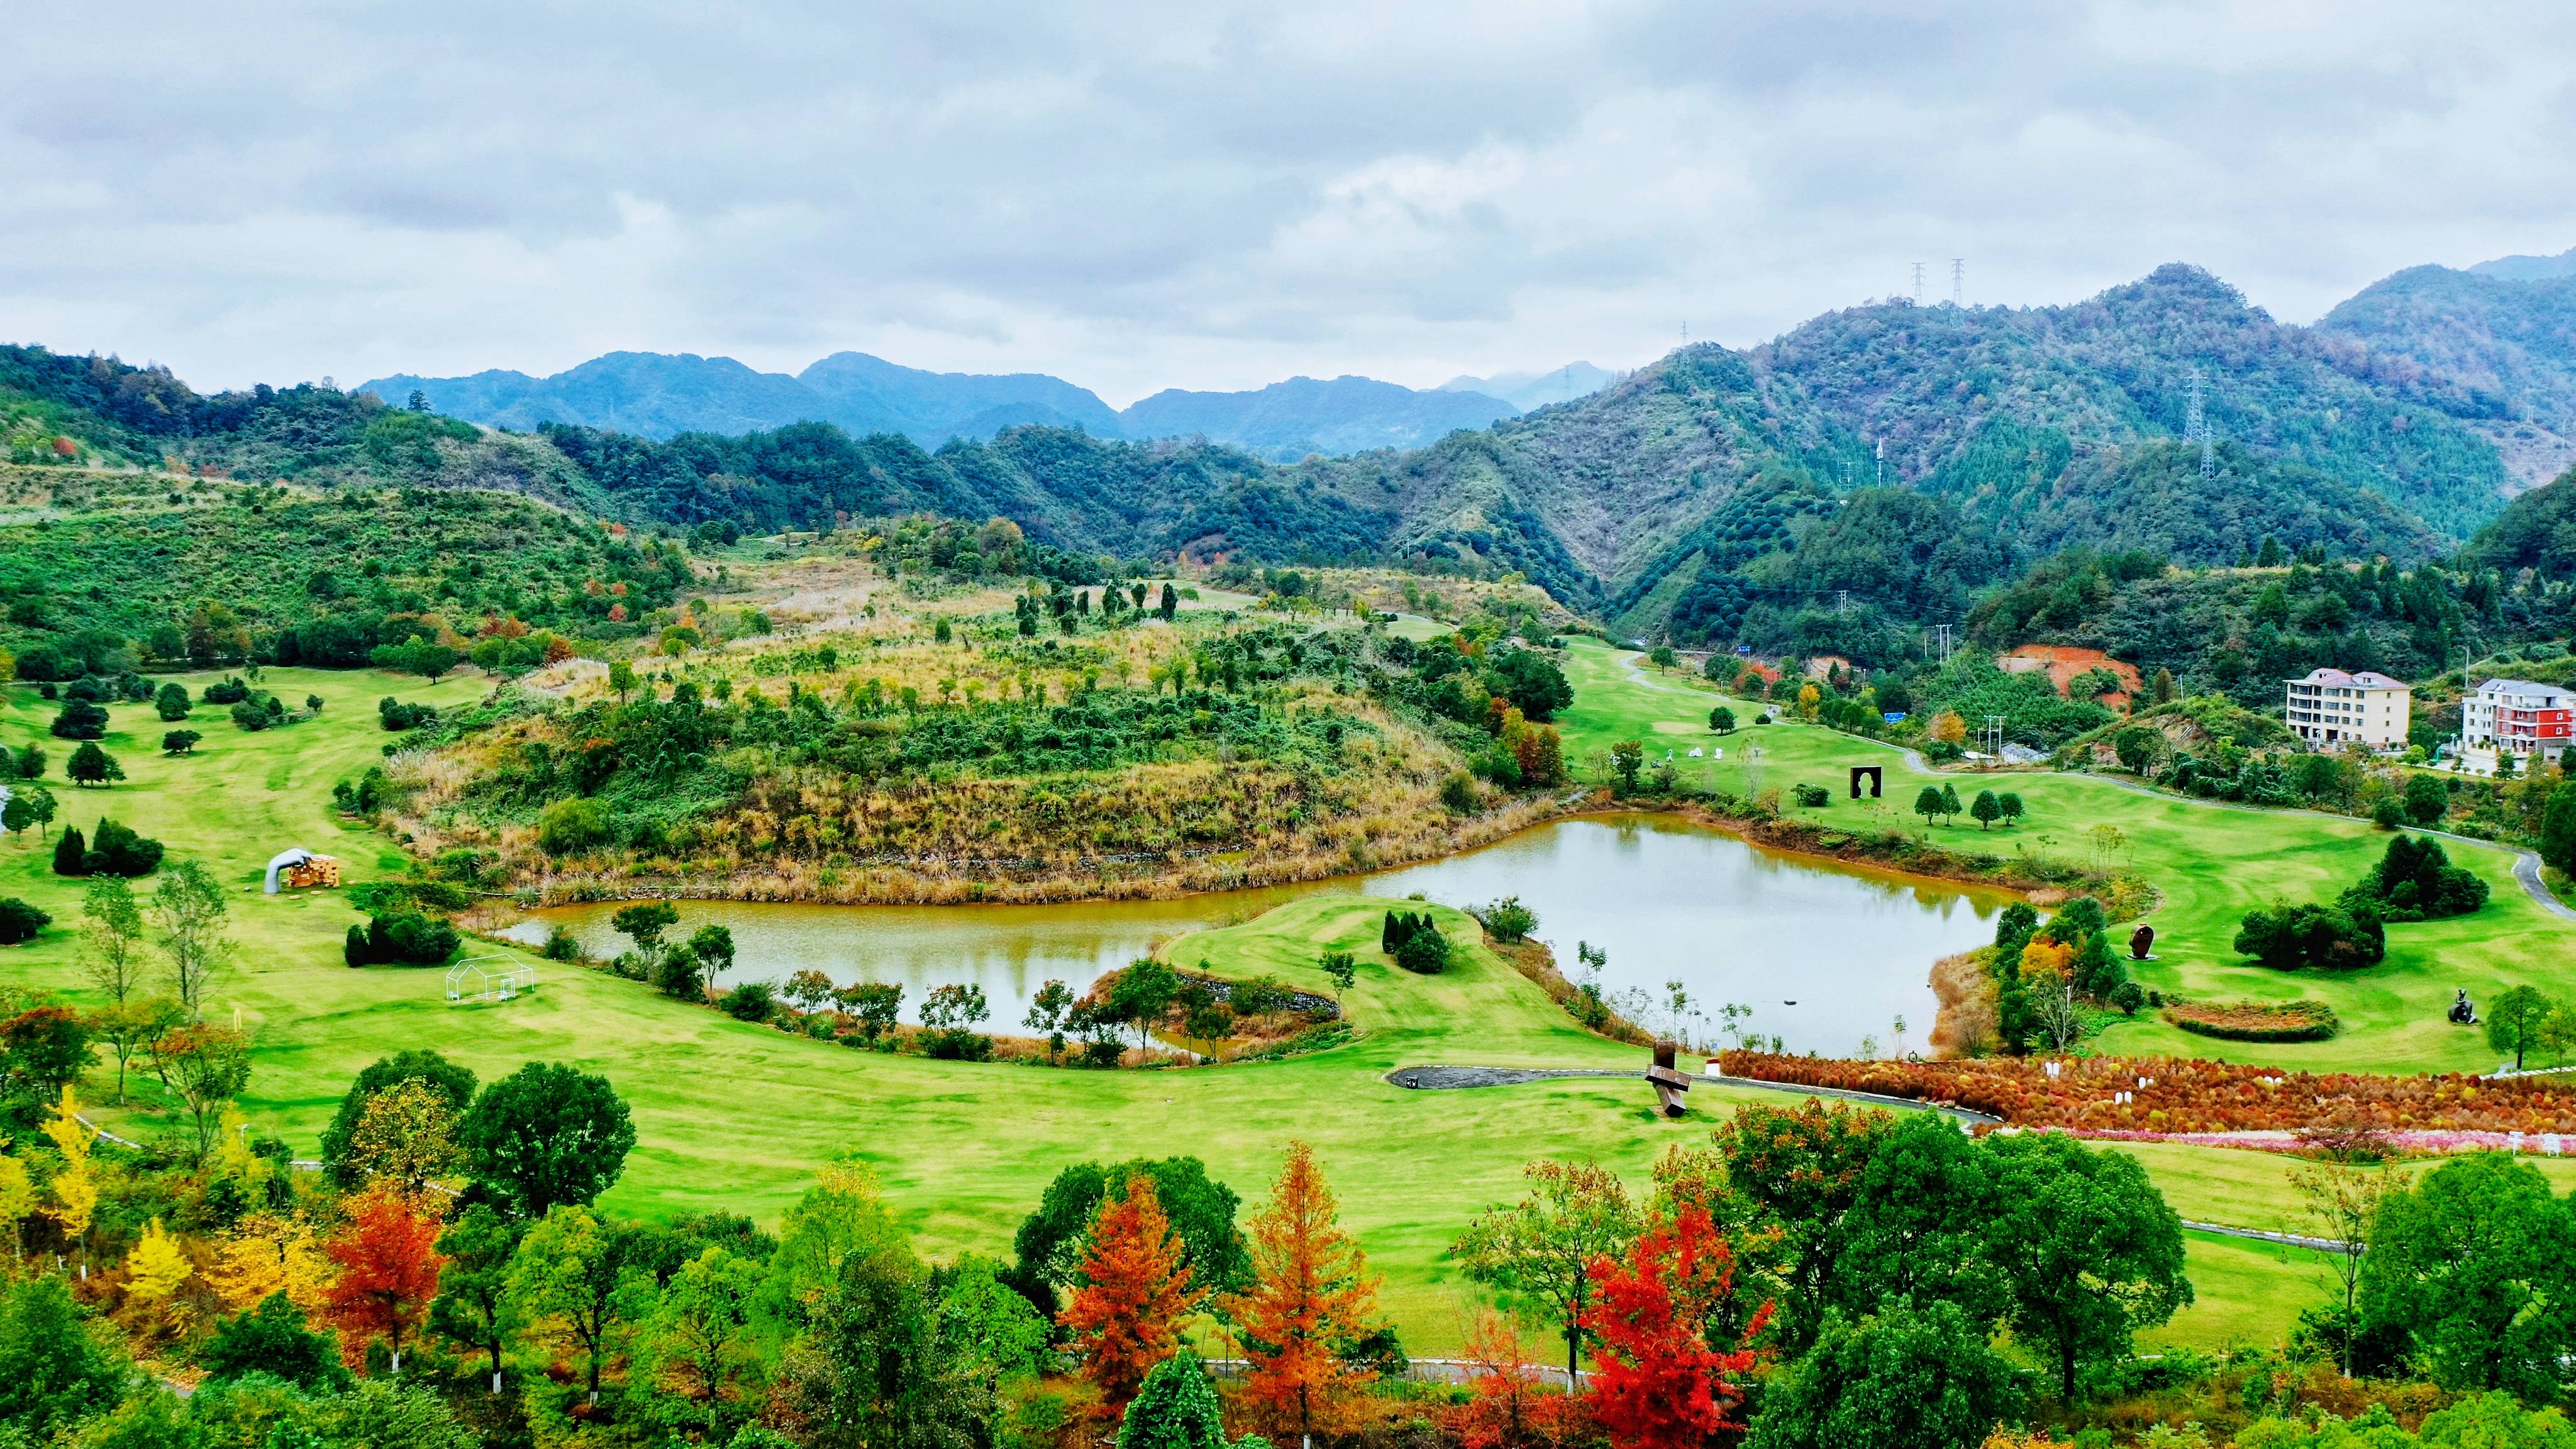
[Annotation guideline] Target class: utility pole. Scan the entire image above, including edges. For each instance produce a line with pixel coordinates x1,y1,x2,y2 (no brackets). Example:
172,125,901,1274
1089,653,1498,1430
1984,714,2006,760
1875,438,1885,487
1933,624,1953,665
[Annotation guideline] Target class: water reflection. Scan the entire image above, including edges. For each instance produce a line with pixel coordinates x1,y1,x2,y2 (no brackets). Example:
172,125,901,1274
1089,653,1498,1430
508,814,2006,1054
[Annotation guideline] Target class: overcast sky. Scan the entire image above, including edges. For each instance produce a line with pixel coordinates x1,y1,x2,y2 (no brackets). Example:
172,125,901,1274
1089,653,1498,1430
6,1,2573,405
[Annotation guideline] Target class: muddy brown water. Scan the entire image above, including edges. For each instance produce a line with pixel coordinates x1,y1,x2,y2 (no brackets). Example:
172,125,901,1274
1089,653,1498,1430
504,813,2008,1054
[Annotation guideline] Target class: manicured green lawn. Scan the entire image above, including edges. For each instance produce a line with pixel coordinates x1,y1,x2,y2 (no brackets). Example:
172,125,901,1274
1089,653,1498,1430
0,655,2541,1357
1553,640,2575,1075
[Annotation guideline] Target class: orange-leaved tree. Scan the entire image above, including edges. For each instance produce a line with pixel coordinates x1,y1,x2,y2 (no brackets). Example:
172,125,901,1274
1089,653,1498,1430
1060,1174,1207,1414
1443,1309,1577,1449
323,1187,448,1374
1229,1141,1383,1441
1580,1207,1771,1449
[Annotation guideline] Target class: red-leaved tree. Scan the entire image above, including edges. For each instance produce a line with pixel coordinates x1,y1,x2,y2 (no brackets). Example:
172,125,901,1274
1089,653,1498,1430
323,1188,448,1374
1058,1174,1206,1414
1443,1309,1579,1449
1580,1208,1770,1449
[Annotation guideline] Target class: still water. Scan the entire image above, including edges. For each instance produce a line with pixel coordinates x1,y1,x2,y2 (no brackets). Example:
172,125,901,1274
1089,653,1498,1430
505,814,2006,1055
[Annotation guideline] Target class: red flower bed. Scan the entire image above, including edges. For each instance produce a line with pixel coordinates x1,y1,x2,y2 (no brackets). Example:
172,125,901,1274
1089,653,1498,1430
1714,1051,2576,1135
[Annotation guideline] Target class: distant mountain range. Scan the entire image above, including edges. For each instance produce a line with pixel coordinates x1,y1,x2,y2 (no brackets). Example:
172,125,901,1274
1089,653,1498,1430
361,353,1601,461
1438,362,1624,412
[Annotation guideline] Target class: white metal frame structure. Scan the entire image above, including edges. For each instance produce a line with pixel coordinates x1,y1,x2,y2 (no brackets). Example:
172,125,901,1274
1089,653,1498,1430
445,955,537,1004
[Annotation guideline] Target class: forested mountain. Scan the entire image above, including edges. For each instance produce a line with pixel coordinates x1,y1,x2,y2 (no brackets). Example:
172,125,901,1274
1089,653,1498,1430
2317,262,2576,489
1119,375,1516,462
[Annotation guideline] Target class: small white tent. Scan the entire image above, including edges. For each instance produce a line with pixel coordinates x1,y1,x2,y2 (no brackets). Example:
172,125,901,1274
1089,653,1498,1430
264,848,315,894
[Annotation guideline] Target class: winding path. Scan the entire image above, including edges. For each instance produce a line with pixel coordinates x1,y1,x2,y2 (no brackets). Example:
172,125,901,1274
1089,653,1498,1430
1385,1063,2005,1127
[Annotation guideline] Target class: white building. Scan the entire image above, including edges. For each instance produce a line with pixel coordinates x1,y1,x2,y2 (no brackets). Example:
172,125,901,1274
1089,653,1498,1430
2462,677,2575,775
2284,668,2411,751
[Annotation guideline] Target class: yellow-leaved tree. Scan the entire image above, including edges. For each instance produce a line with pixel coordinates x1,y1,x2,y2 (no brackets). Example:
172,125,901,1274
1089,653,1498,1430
125,1218,194,1330
40,1087,97,1253
206,1211,336,1317
0,1147,35,1259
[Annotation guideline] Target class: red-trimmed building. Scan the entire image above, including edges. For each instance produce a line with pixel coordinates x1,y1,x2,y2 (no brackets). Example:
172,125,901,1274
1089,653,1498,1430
2463,677,2575,775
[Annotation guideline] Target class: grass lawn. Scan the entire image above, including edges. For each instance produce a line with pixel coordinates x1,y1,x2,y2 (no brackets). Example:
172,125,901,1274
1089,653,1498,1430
1553,640,2576,1075
0,655,2545,1357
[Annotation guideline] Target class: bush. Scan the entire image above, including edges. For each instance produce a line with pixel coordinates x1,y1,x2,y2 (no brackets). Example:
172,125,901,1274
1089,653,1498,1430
2233,902,2385,970
49,698,108,740
1792,782,1831,808
720,982,775,1021
537,797,611,855
230,696,284,731
1383,910,1450,974
331,767,393,814
1481,896,1538,944
84,818,164,877
343,912,461,966
2371,797,2406,829
162,730,201,755
1438,771,1480,814
925,1030,996,1061
377,697,438,731
153,682,192,720
540,928,583,962
2341,834,2489,922
0,897,50,945
2163,999,2340,1042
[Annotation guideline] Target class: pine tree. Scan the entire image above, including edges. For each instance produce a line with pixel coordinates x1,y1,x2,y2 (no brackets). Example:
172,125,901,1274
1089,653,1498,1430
1938,783,1963,823
1117,1352,1230,1449
1230,1142,1382,1440
1061,1175,1208,1414
52,825,87,877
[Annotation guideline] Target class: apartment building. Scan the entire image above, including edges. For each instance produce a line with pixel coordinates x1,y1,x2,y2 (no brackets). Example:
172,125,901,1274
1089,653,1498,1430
2284,668,2411,751
2462,677,2576,775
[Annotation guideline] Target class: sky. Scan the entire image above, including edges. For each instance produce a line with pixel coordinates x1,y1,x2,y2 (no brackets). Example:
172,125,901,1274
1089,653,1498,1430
6,1,2574,406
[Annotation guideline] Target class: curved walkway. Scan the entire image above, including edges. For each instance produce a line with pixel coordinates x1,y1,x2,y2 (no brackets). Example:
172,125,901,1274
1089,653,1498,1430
1386,1063,2005,1127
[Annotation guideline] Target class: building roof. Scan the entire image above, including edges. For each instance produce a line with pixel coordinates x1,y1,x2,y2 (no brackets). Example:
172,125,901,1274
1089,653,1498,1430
2290,668,2409,689
2477,678,2576,702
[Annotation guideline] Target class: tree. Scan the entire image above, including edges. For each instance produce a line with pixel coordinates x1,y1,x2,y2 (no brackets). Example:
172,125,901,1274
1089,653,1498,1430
347,1079,467,1196
1024,979,1075,1056
323,1189,448,1375
8,745,42,780
88,999,181,1107
52,825,87,877
0,898,46,947
154,682,192,721
508,1204,642,1399
935,1255,1050,1392
460,1061,636,1216
1452,1158,1641,1379
162,730,201,756
1710,706,1736,734
1160,584,1179,620
1611,740,1645,792
2486,985,2558,1072
1060,1175,1209,1414
1830,1111,2004,1324
1581,1208,1770,1449
1108,957,1182,1050
148,1021,252,1160
1980,1131,2190,1400
1230,1141,1383,1441
2358,1152,2576,1398
1913,786,1946,828
636,1245,765,1440
0,1006,90,1108
320,1050,479,1187
430,1204,526,1394
1318,952,1357,994
1938,783,1962,822
0,1277,128,1439
155,858,231,1019
1997,792,2024,826
1716,1099,1890,1348
607,660,637,699
613,900,680,950
2543,785,2576,876
0,794,33,843
201,1291,348,1391
2287,1155,2409,1379
1118,1352,1231,1449
1013,1158,1250,1311
1970,790,2001,830
2404,772,2450,827
65,741,123,787
2233,901,2385,971
51,698,109,741
1746,1300,2023,1449
687,923,736,982
775,1209,989,1449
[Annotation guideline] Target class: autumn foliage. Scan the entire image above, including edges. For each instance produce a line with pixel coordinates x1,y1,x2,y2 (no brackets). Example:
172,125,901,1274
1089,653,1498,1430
322,1189,447,1366
1228,1141,1382,1438
1718,1049,2576,1136
1060,1175,1206,1413
1580,1208,1770,1449
1443,1311,1580,1449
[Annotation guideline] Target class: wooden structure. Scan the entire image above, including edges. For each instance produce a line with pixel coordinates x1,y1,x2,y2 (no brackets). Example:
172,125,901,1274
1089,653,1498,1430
1849,765,1882,799
263,848,342,894
1646,1041,1693,1118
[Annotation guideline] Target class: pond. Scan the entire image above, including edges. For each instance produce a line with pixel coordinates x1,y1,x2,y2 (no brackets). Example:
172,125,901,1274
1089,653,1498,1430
502,814,2009,1055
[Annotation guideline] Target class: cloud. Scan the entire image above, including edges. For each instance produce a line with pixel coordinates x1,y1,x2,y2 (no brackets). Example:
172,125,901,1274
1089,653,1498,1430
3,0,2572,404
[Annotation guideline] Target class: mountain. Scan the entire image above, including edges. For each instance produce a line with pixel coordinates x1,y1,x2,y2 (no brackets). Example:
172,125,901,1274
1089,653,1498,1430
1118,375,1516,463
362,352,1124,447
1439,362,1621,411
2471,245,2576,281
2316,260,2576,489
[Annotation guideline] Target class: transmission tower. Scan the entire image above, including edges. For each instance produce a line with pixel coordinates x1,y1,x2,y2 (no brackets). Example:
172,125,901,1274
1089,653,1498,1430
1932,623,1953,665
1875,438,1885,487
2187,367,2216,480
1911,262,1924,302
1983,714,2006,759
1836,589,1851,618
1950,258,1963,307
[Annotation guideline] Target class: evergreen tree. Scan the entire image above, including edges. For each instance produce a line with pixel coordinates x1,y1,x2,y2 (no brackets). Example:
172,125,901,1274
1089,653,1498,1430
52,825,87,878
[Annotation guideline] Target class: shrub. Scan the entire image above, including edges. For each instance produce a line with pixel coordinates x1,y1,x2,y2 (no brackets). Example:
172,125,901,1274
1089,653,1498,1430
1792,782,1831,808
721,982,775,1021
537,797,611,855
1384,910,1450,974
230,697,280,731
343,911,461,966
0,897,50,945
2233,901,2385,970
84,818,165,877
2163,999,2340,1043
2370,798,2406,829
378,697,438,731
49,698,108,740
162,730,201,755
51,826,87,877
331,767,393,814
153,683,192,720
1480,896,1538,944
540,928,583,962
1439,770,1480,814
2341,835,2489,922
925,1031,996,1061
202,676,252,705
